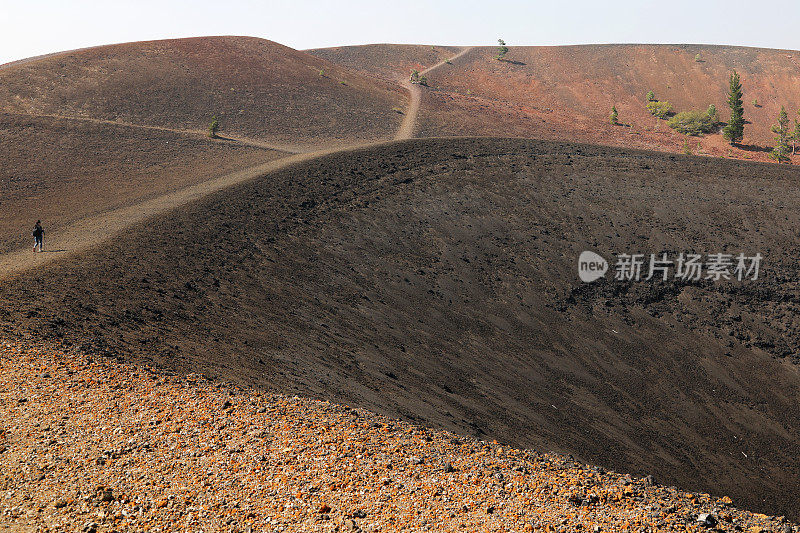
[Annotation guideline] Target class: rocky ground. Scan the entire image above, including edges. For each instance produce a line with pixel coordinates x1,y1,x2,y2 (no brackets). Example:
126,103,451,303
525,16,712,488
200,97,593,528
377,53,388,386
0,338,794,533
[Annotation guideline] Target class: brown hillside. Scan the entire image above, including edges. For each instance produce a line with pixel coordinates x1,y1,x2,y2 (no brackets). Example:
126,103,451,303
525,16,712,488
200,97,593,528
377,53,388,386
0,112,281,254
3,139,800,519
0,36,405,148
309,43,461,82
315,43,800,161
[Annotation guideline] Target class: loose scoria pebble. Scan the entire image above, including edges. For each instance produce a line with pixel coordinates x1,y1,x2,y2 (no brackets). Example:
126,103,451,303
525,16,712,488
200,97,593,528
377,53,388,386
0,337,794,532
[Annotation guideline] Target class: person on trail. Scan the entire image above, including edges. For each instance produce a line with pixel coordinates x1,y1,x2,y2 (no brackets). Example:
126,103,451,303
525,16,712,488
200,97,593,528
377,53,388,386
32,220,44,253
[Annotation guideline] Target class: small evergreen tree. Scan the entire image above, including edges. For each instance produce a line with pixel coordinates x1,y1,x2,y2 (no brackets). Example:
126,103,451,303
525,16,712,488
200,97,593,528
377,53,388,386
771,106,791,163
695,53,701,62
410,70,420,83
208,116,220,138
722,70,744,145
610,105,619,125
793,113,800,155
646,90,656,102
496,39,508,60
707,104,716,120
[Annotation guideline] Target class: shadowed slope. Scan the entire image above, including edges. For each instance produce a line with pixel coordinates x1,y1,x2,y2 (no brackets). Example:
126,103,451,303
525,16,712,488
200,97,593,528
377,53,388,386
0,112,282,255
2,139,800,518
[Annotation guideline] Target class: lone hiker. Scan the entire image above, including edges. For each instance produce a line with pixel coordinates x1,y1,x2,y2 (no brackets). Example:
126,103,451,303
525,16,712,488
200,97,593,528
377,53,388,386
32,220,44,253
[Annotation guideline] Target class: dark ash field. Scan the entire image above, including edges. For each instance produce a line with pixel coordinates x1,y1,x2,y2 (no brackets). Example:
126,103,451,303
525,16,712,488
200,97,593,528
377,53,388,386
2,138,800,518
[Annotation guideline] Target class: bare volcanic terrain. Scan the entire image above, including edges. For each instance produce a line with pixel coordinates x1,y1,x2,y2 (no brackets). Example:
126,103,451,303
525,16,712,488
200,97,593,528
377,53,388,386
0,36,406,148
312,44,800,161
2,138,800,520
309,44,462,82
0,339,794,532
0,112,283,254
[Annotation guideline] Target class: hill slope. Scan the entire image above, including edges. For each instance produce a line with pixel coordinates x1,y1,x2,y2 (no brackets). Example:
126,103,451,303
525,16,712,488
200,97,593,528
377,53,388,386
0,112,282,254
0,36,405,148
2,138,800,518
1,339,794,532
309,43,462,82
312,43,800,160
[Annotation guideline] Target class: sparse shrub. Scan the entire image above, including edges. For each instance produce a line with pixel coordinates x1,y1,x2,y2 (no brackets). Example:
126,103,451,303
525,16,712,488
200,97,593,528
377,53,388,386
667,110,717,136
752,98,759,107
695,53,701,62
771,106,791,163
410,70,420,83
610,105,619,125
496,39,508,60
419,75,428,86
319,68,325,77
683,138,692,154
723,70,745,144
647,100,673,119
208,116,220,138
646,90,656,102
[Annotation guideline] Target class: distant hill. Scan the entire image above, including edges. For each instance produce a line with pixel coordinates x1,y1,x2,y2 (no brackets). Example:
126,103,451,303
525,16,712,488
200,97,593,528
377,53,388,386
0,36,405,147
311,43,800,160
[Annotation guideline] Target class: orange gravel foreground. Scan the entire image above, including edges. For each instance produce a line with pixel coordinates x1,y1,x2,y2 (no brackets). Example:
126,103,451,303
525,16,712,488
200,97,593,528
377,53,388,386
0,340,793,533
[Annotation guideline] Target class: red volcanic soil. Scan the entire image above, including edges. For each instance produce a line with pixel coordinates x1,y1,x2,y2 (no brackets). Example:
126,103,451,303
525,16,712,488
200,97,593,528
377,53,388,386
0,112,281,254
315,43,800,162
309,43,461,82
0,36,405,148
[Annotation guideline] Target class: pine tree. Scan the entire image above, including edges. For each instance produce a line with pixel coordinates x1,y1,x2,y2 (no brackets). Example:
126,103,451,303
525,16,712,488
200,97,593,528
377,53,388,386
496,39,508,60
610,105,618,125
208,116,220,138
771,106,791,163
793,117,800,155
792,108,800,155
722,70,744,145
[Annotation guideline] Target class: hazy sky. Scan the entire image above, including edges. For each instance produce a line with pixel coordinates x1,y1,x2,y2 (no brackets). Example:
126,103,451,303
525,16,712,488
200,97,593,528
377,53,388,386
3,0,800,65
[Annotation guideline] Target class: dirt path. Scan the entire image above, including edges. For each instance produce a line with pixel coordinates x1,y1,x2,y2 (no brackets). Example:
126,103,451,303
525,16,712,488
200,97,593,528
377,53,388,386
395,47,473,140
0,49,472,278
14,112,303,153
0,141,393,279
